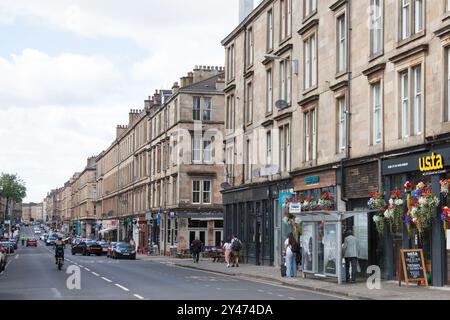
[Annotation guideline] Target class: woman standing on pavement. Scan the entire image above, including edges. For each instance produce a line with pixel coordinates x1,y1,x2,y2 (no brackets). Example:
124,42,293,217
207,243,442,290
223,239,232,268
284,232,299,277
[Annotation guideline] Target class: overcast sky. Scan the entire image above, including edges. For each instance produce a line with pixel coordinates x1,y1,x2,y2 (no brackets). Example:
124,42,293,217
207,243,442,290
0,0,240,203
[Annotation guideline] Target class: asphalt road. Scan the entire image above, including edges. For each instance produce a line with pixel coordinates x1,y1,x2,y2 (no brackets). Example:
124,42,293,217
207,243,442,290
0,227,343,300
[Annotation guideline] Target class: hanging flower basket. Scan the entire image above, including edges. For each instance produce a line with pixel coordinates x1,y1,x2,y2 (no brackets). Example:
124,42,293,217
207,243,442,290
300,196,316,212
404,181,415,193
368,192,386,212
387,190,404,229
440,179,450,196
417,187,439,226
441,206,450,239
317,192,334,211
373,214,385,235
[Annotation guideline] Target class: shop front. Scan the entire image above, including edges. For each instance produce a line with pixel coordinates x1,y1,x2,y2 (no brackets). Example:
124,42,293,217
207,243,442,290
382,146,449,286
222,179,292,266
342,161,380,273
99,219,118,242
159,210,223,256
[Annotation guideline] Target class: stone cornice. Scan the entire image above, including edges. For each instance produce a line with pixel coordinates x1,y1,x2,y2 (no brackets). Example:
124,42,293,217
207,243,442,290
298,94,319,107
362,62,386,77
388,44,428,64
298,18,319,36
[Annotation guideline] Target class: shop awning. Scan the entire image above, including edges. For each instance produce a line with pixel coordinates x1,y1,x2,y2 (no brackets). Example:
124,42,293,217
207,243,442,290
99,226,117,234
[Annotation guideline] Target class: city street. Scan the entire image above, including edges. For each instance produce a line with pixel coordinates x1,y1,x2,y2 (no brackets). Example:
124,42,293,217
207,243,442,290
0,227,343,300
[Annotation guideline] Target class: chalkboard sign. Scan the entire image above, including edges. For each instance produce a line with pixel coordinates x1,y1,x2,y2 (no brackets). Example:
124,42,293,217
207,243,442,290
398,249,428,287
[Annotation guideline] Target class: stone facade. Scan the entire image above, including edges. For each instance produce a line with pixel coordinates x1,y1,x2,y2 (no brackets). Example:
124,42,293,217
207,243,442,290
146,67,225,255
71,157,97,238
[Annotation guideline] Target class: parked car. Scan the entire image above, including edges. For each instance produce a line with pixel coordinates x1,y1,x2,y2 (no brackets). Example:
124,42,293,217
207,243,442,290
98,241,110,255
111,242,136,260
0,241,15,254
71,240,102,256
26,238,38,247
46,236,57,246
0,244,7,271
106,242,117,258
9,239,18,250
34,229,41,234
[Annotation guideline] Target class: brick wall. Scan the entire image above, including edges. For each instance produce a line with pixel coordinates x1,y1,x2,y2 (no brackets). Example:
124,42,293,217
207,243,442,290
344,162,379,199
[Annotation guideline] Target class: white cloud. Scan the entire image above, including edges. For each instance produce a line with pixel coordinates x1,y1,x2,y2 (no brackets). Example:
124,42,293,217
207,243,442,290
0,0,239,202
0,49,121,107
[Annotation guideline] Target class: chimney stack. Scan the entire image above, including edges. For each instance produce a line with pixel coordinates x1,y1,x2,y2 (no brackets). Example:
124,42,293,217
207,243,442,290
239,0,254,23
116,125,127,139
180,72,194,88
172,82,180,94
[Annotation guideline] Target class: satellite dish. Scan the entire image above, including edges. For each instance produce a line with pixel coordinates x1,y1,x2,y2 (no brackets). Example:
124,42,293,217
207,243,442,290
275,100,289,110
221,182,231,190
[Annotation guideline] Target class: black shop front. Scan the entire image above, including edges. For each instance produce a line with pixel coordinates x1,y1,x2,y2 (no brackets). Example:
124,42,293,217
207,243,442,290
382,146,450,286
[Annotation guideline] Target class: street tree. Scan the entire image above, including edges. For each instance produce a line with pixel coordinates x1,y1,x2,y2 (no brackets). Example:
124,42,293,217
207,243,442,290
0,173,27,224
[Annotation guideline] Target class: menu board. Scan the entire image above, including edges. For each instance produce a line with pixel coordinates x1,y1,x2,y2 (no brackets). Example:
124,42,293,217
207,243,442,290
398,249,428,287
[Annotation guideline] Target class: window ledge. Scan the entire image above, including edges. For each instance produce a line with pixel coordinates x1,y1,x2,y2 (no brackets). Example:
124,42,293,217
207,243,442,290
442,12,450,22
302,85,318,96
368,51,384,63
396,30,426,49
302,10,318,25
279,35,292,47
335,71,349,80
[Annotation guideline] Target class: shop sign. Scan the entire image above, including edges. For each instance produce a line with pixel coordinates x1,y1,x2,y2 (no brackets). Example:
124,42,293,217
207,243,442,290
289,202,301,214
383,147,450,176
418,153,444,173
304,176,320,185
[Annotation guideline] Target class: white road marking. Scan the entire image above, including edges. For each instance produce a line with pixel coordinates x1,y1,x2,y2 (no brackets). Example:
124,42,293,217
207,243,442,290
84,268,91,272
134,294,144,300
101,277,112,283
115,284,130,292
15,254,19,259
92,272,100,276
78,265,84,268
266,292,273,295
288,297,295,300
277,294,284,297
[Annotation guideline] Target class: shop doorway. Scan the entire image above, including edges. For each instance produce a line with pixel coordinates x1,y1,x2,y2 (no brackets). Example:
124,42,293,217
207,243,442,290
189,230,206,246
255,217,262,266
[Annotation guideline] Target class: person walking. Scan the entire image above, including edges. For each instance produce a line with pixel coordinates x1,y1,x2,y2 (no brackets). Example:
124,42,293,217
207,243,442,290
342,230,359,283
223,239,232,268
191,238,203,263
284,233,299,277
230,235,242,267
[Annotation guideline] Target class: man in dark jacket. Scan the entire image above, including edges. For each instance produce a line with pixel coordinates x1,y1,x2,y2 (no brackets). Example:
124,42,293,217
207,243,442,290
191,238,203,263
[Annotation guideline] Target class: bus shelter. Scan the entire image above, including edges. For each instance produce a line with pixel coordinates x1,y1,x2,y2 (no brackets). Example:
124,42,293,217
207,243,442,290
291,210,369,285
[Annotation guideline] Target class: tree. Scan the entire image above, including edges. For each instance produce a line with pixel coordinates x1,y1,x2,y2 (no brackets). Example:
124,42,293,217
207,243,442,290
0,173,27,223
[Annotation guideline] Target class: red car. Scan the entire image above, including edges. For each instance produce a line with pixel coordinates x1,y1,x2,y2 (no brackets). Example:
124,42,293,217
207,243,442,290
26,238,38,247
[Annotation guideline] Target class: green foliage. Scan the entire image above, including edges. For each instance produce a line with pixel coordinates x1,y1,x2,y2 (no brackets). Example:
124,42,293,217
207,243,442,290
0,173,27,203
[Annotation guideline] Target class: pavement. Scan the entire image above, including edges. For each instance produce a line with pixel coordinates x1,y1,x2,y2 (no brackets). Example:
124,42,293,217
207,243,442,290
0,226,342,300
136,254,450,300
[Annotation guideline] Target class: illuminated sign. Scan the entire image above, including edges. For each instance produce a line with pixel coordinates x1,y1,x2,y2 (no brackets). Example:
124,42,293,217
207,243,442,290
418,153,443,172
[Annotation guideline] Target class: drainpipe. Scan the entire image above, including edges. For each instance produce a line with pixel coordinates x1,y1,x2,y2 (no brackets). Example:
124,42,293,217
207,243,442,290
341,0,353,205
